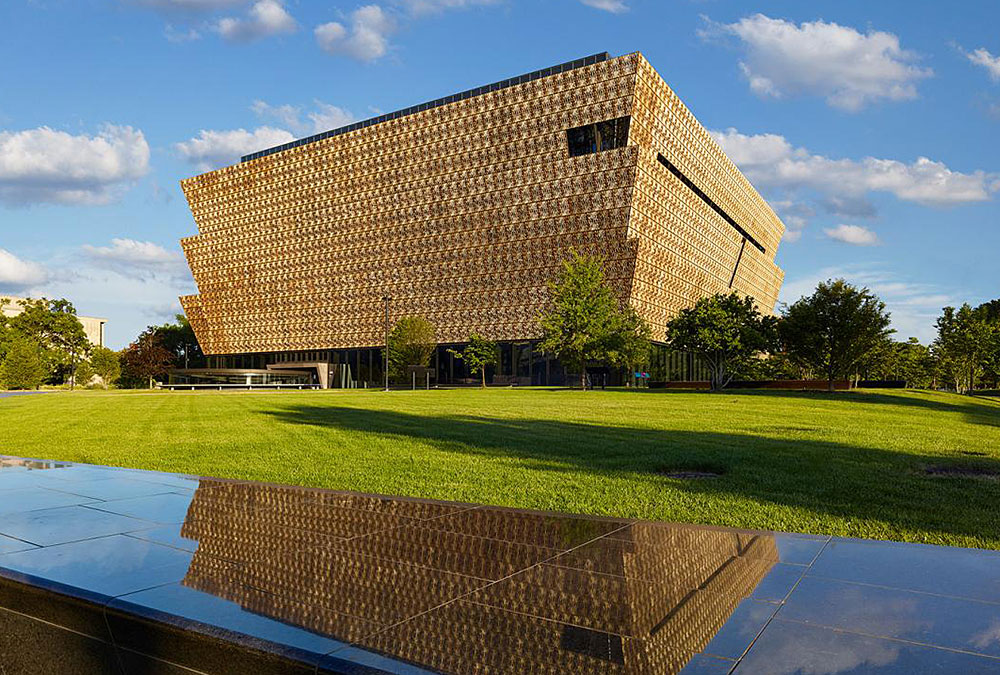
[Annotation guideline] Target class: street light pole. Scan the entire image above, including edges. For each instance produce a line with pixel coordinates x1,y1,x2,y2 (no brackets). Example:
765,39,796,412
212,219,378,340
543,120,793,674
383,295,391,392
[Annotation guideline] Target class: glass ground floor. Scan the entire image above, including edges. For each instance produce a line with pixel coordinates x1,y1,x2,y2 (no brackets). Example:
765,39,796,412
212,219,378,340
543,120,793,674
178,342,711,389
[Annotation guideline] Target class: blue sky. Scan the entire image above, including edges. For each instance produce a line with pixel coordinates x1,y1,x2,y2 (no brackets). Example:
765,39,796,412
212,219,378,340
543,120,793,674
1,0,997,347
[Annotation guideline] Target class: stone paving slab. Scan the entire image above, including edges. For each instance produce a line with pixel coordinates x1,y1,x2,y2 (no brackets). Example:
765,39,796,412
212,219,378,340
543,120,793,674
0,454,999,674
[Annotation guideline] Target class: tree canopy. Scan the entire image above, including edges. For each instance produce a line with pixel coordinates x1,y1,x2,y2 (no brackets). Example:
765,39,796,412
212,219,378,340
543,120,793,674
664,292,777,391
388,316,436,380
153,314,205,369
90,346,122,388
448,333,500,388
780,279,893,391
538,249,651,389
933,303,999,393
0,336,46,390
120,328,175,389
0,297,89,385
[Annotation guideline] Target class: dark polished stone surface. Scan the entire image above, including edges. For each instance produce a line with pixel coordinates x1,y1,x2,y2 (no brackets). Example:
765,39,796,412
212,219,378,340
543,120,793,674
3,454,1000,674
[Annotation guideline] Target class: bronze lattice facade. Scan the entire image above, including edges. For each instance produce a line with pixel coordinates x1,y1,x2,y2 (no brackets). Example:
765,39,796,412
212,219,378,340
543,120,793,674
180,480,779,674
178,52,784,381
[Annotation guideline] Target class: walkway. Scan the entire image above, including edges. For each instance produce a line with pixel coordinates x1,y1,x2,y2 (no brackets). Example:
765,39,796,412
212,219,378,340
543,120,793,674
0,455,998,674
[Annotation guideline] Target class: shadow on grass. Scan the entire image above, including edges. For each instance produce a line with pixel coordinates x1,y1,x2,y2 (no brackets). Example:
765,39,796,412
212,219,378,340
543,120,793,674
264,404,1000,544
599,388,1000,428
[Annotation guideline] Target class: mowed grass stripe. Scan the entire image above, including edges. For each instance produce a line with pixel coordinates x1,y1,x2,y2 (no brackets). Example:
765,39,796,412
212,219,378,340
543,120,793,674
2,387,999,549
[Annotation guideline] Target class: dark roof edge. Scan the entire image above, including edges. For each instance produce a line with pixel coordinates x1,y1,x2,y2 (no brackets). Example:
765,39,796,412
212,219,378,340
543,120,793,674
239,52,611,164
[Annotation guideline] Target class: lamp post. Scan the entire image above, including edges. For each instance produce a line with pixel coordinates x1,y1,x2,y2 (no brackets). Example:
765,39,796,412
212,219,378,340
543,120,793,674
382,295,392,391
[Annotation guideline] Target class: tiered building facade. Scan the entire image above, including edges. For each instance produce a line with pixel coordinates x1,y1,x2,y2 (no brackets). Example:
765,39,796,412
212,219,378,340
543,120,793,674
177,52,784,388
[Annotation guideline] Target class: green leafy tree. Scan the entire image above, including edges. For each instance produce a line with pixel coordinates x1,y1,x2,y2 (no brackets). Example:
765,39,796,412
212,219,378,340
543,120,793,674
895,338,936,388
780,279,893,392
976,300,1000,389
388,316,436,380
153,314,204,368
119,329,175,389
664,292,778,391
538,249,651,389
74,359,95,387
90,346,122,388
604,304,653,375
448,334,500,388
933,304,995,393
2,298,89,383
0,336,46,390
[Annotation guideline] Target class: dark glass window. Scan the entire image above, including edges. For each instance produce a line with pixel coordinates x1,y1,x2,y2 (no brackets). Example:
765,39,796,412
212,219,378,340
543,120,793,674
566,116,630,157
567,124,597,157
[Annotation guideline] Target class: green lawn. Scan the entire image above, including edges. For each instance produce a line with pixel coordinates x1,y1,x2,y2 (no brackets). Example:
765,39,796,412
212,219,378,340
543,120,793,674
2,387,1000,549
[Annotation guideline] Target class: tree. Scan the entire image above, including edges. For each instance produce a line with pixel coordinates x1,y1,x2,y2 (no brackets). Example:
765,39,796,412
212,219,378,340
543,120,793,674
538,249,651,389
388,316,436,380
90,346,122,388
2,298,89,384
604,303,653,376
780,279,893,392
120,329,175,389
448,334,500,388
933,304,995,393
74,359,95,387
0,336,46,390
664,292,778,391
153,314,204,368
976,300,1000,390
895,338,935,389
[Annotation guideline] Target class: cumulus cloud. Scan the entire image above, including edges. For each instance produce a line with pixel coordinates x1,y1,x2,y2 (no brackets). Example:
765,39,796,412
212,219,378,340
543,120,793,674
824,224,879,246
712,127,997,208
83,238,187,279
579,0,628,12
0,125,149,206
315,5,394,62
175,126,294,170
767,199,814,242
251,100,354,136
701,14,931,111
965,47,1000,82
217,0,296,42
0,249,47,290
24,253,196,349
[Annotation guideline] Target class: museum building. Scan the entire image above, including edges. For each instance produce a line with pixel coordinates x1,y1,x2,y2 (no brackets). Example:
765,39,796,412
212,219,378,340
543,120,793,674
175,52,785,388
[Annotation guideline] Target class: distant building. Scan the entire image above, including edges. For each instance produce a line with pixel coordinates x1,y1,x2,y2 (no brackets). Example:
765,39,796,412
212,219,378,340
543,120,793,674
1,297,107,348
178,52,785,388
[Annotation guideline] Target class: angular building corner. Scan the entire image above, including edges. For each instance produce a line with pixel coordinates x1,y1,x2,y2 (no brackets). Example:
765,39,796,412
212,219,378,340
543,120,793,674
176,52,784,387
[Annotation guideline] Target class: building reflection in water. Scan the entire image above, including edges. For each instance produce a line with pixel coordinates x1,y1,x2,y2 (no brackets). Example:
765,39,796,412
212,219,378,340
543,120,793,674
175,480,779,674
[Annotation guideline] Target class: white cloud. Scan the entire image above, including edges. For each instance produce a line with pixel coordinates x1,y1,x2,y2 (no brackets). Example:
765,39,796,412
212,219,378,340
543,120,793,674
175,126,294,170
251,100,354,136
0,249,47,289
0,125,149,206
702,14,931,111
768,199,813,242
824,224,879,246
965,47,1000,82
315,5,394,62
579,0,628,12
26,259,196,349
712,128,997,208
82,239,187,279
780,264,959,343
217,0,296,42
